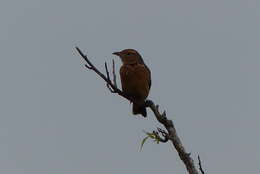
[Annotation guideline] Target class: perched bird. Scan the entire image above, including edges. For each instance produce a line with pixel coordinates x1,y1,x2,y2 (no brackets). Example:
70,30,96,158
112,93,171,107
113,49,151,117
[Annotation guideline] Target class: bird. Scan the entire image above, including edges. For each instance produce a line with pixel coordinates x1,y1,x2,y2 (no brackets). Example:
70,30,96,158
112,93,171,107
113,49,151,117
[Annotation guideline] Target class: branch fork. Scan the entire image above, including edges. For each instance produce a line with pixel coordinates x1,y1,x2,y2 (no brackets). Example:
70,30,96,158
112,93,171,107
152,127,169,143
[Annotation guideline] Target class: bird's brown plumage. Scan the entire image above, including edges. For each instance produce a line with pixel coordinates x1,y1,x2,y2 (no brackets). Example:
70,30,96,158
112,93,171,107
113,49,151,117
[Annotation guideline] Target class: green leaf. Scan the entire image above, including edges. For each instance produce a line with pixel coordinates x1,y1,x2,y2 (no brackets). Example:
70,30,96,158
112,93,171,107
140,136,149,151
146,132,156,139
140,130,162,151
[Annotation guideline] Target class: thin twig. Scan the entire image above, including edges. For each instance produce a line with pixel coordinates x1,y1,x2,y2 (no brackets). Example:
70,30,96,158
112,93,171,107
198,155,205,174
76,47,110,85
105,62,111,82
112,59,117,88
76,47,129,99
104,62,116,92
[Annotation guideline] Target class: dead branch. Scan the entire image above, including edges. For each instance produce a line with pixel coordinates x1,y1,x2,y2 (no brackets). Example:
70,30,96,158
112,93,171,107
112,59,117,88
152,127,169,143
75,47,200,174
198,155,205,174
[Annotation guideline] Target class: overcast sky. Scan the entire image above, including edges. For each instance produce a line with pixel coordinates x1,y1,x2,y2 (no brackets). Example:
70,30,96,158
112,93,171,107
1,0,259,173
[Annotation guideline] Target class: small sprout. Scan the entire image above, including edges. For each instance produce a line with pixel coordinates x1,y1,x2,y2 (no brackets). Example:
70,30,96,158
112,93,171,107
140,130,162,151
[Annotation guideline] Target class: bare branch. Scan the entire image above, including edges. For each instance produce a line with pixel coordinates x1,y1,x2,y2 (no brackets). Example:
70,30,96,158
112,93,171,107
106,83,115,93
105,62,111,82
152,128,169,143
104,62,116,93
144,100,199,174
85,64,92,69
112,59,118,88
198,155,205,174
75,47,200,174
157,127,168,138
76,47,130,100
76,47,110,84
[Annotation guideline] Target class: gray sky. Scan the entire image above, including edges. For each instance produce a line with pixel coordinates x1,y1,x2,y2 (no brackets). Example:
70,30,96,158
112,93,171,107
1,0,259,173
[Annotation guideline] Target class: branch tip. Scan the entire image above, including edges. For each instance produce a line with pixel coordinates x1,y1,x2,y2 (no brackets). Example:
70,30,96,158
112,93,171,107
198,155,205,174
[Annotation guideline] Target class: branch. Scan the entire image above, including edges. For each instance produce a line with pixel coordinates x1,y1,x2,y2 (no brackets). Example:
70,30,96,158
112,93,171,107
76,47,128,99
75,47,200,174
198,155,205,174
144,100,199,174
112,59,117,89
153,127,169,143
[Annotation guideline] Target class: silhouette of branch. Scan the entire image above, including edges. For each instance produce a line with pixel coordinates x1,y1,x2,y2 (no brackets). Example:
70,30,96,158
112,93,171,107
76,47,127,98
112,59,117,89
75,47,200,174
144,100,199,174
198,155,205,174
153,127,169,143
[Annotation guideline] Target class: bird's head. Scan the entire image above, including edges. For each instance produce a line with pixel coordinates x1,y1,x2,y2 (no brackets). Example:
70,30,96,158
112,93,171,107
113,49,144,65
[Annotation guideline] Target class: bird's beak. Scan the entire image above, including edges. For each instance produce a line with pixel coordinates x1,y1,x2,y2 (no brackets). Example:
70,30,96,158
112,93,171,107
112,52,121,56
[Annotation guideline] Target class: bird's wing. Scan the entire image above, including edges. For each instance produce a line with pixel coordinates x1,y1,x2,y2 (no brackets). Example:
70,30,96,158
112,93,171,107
145,64,151,89
139,56,151,89
135,64,151,95
120,64,151,98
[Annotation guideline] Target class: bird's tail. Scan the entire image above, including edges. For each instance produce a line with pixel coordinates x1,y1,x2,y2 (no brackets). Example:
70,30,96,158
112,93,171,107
132,103,147,117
